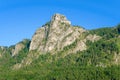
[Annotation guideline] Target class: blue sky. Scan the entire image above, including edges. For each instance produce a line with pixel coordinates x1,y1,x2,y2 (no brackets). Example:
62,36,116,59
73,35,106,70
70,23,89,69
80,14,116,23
0,0,120,46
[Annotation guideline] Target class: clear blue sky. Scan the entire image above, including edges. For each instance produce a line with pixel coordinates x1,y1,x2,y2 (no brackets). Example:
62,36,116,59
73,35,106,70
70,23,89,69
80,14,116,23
0,0,120,46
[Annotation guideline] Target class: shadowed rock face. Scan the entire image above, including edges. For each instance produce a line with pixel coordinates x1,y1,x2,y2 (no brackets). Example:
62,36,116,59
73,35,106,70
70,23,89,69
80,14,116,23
30,13,86,52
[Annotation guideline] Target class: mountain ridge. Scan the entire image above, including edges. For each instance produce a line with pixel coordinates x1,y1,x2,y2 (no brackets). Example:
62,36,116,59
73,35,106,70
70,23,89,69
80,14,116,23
13,13,92,69
0,13,120,80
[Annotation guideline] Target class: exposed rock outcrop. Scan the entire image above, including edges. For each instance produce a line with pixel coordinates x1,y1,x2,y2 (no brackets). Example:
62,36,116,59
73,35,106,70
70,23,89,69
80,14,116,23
86,34,101,42
12,43,25,56
10,39,30,56
13,13,101,69
0,46,8,58
30,13,86,52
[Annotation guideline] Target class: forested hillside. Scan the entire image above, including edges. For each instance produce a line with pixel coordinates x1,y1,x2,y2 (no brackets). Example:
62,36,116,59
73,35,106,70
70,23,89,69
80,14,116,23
0,14,120,80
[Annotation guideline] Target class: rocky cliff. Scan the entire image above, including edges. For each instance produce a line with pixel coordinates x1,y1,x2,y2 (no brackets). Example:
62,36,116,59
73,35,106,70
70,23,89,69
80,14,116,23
0,13,119,72
12,13,101,69
30,13,86,52
0,39,30,58
0,46,7,57
0,13,120,80
11,39,30,56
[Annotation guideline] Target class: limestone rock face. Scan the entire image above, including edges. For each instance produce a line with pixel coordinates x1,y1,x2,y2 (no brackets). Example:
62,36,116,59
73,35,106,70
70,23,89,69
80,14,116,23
30,13,86,52
86,34,101,42
13,13,101,69
0,46,3,58
0,46,7,58
11,39,30,56
12,43,25,56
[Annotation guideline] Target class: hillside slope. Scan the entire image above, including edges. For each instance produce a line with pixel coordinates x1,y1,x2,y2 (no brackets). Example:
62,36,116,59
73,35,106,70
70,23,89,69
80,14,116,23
0,14,120,80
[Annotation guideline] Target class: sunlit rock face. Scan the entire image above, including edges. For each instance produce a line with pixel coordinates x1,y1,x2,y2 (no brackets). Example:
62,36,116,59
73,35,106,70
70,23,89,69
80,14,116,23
13,13,102,69
0,46,6,58
29,13,86,52
11,39,30,56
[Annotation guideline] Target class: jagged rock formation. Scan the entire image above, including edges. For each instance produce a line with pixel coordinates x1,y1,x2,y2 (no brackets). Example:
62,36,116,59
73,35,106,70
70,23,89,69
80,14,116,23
1,13,120,80
11,39,30,56
30,13,86,52
13,13,102,69
0,46,7,57
0,46,4,54
0,13,119,73
12,43,25,56
0,39,30,58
